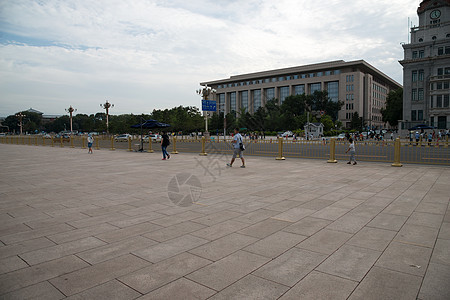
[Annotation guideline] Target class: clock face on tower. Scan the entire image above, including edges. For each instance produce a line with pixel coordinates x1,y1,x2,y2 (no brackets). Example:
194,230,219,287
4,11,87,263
430,10,441,19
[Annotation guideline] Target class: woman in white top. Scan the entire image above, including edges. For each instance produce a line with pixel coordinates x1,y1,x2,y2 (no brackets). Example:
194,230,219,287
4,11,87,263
345,138,357,165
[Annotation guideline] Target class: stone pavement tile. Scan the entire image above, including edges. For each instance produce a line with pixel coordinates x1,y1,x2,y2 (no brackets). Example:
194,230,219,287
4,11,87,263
430,238,450,265
375,241,432,277
81,204,137,217
318,192,349,202
238,218,292,239
282,217,332,237
0,255,89,295
189,233,258,261
330,197,365,209
415,202,448,215
297,229,353,255
0,223,74,245
0,223,31,238
316,244,381,282
252,248,327,287
19,236,106,265
65,279,141,300
394,224,439,248
349,266,422,300
347,191,377,200
0,237,56,259
132,234,208,263
191,210,243,226
191,220,249,241
383,201,418,217
310,206,350,221
23,213,91,230
418,262,450,300
94,222,163,243
45,205,102,217
49,254,149,297
405,211,444,229
46,223,118,244
288,192,319,203
272,207,316,223
438,222,450,240
349,204,384,218
279,270,358,300
0,281,65,300
107,211,166,228
244,231,307,258
209,274,289,300
186,250,270,291
138,278,216,300
325,214,372,234
143,221,206,242
232,209,279,224
150,211,206,227
362,195,395,207
118,252,212,294
299,199,336,211
264,200,302,212
346,227,396,251
66,213,130,229
0,255,28,274
77,236,158,264
366,213,408,231
121,204,171,216
227,201,272,214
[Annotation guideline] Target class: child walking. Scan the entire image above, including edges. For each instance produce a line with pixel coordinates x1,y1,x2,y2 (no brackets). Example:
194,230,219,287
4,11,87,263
345,137,357,165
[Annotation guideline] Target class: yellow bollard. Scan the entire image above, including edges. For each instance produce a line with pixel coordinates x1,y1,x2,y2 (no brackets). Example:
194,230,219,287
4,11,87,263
327,138,337,163
199,136,207,156
60,136,64,147
276,137,285,160
446,135,449,148
51,136,54,147
110,136,115,150
42,137,45,146
95,137,99,150
148,138,154,153
70,135,74,148
127,137,132,151
171,136,179,154
82,136,86,149
392,138,403,167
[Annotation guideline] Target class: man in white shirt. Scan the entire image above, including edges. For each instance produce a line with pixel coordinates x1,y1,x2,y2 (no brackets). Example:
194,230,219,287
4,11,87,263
227,128,246,168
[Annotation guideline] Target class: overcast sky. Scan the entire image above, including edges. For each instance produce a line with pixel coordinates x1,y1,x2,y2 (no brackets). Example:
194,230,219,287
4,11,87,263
0,0,419,117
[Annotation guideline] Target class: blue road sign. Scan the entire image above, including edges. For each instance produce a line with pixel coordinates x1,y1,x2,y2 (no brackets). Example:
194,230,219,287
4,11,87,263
202,100,216,111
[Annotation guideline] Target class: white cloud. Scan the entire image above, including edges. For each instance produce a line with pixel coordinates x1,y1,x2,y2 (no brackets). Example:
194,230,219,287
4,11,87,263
0,0,418,116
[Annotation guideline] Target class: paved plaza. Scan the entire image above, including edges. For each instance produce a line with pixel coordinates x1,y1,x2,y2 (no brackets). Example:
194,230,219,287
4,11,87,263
0,144,449,299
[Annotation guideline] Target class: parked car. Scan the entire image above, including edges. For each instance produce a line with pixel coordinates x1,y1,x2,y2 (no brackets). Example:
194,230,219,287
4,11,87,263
281,131,294,137
337,133,346,140
115,134,131,142
142,134,161,143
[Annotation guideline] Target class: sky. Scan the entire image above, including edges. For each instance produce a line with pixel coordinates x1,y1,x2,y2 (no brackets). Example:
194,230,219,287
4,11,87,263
0,0,420,117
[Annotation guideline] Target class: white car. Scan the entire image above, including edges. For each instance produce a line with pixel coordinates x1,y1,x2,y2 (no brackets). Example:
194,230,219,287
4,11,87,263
337,133,346,140
142,134,161,143
115,134,131,142
281,131,293,137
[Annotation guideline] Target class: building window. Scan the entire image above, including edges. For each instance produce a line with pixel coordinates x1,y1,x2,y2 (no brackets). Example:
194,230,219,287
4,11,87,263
437,82,443,90
294,85,305,95
293,75,299,79
327,81,339,102
240,91,248,112
438,68,443,76
444,95,450,107
252,89,261,111
418,110,423,121
264,88,275,101
412,89,418,101
218,93,225,113
271,77,277,82
279,86,289,103
412,51,418,59
229,92,237,113
325,71,332,76
437,95,443,107
411,110,417,121
418,88,424,101
317,72,323,77
418,70,424,81
335,70,341,75
446,47,450,54
438,47,444,55
419,50,424,58
438,116,447,129
431,96,434,108
310,83,321,94
278,77,284,81
412,70,418,82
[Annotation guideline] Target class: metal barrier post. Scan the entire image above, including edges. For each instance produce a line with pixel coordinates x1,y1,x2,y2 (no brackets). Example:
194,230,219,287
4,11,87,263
327,138,337,163
148,139,154,153
35,136,38,146
171,136,179,154
82,137,86,149
446,135,449,148
127,137,132,151
60,136,64,147
42,137,45,146
70,136,74,148
95,137,100,150
276,137,285,160
51,136,54,147
110,136,115,150
199,136,207,156
391,138,403,167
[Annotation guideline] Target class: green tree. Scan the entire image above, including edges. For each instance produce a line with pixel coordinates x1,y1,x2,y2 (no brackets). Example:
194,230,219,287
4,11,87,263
319,114,334,131
350,112,364,131
381,88,403,127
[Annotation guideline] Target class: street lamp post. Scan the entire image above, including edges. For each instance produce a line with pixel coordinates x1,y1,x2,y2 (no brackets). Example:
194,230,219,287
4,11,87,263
65,106,77,133
100,100,114,134
15,112,25,135
196,85,216,136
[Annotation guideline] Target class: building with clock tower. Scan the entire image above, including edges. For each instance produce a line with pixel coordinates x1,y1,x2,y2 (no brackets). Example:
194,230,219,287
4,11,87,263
400,0,450,131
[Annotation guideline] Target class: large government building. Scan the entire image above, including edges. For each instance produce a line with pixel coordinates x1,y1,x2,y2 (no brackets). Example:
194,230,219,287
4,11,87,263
400,0,450,130
201,60,401,129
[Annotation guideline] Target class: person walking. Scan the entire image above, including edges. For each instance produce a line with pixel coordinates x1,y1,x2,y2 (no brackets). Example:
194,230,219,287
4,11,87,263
87,134,94,154
345,137,357,165
227,127,245,168
161,132,170,160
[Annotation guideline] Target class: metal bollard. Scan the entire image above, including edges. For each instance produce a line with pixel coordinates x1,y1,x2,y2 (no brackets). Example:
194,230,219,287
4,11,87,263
60,136,64,147
199,136,207,156
51,136,54,147
171,136,179,154
42,137,45,146
391,138,403,167
95,137,100,150
127,137,132,151
446,135,449,148
110,136,115,150
276,137,285,160
327,138,337,163
70,136,74,148
82,137,86,149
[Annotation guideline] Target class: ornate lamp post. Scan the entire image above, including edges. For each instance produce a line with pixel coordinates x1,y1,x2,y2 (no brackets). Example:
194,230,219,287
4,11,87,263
15,112,25,135
100,100,114,134
196,85,216,135
65,106,77,133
